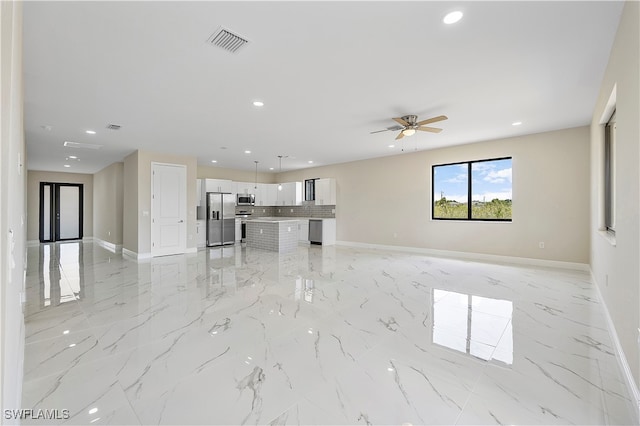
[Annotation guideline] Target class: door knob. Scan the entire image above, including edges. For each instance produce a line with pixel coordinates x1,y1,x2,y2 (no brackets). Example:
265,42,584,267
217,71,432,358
178,220,184,223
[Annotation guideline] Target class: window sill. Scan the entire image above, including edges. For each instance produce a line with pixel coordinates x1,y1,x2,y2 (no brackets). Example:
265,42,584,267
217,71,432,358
598,229,616,246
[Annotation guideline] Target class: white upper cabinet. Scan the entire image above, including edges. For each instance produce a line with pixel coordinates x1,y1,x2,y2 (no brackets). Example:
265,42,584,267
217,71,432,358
276,182,302,206
315,178,336,205
236,181,257,195
196,179,202,206
256,183,278,206
205,179,234,193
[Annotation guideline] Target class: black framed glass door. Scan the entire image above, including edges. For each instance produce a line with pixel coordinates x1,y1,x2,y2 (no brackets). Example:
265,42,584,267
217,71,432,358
39,182,84,242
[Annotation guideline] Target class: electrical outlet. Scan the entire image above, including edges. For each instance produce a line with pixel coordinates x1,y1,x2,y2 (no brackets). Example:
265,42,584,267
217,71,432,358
287,227,291,232
539,242,545,249
262,209,265,213
290,209,293,213
260,229,263,234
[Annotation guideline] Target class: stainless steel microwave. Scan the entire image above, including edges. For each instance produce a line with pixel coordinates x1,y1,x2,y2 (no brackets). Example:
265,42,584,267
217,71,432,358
236,194,255,206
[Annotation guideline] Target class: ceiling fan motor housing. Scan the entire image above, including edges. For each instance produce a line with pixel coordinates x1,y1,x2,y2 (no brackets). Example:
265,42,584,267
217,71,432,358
401,115,418,126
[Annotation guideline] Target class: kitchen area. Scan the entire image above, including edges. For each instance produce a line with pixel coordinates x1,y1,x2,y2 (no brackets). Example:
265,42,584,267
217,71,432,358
195,178,337,253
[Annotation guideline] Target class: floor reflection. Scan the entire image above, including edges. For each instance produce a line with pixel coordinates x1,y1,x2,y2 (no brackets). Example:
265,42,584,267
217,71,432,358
295,276,314,303
36,242,85,309
432,288,513,364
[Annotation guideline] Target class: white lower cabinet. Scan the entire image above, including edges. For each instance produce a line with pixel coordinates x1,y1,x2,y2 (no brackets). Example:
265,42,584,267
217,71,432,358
235,218,241,243
298,220,309,242
196,220,206,248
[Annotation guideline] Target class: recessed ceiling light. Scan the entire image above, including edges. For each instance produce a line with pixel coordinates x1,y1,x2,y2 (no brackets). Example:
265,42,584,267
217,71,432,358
244,150,251,154
85,130,96,135
512,121,522,126
443,11,463,24
388,144,395,148
211,160,217,163
308,160,313,164
68,155,78,159
63,164,71,168
269,167,274,170
252,100,264,107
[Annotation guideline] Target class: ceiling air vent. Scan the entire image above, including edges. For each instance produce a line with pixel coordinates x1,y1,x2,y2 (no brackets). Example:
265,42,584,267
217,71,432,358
207,27,249,54
63,141,102,150
106,124,121,130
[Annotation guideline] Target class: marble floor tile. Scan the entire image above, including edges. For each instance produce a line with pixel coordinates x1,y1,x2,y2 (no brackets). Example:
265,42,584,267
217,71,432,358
20,241,639,425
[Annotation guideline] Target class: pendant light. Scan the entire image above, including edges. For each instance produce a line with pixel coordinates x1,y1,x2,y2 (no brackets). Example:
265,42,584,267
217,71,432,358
254,160,259,190
277,155,283,191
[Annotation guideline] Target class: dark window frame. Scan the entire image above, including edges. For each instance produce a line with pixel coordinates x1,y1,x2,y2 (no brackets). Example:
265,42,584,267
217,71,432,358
304,178,318,201
604,110,616,234
432,156,512,222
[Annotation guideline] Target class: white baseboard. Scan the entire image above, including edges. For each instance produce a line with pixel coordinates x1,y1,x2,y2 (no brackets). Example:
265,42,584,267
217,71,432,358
592,271,640,421
185,247,197,254
27,240,39,247
122,248,151,260
335,240,590,271
94,238,122,253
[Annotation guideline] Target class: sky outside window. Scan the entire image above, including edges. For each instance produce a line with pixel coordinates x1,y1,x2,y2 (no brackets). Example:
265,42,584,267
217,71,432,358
434,159,512,203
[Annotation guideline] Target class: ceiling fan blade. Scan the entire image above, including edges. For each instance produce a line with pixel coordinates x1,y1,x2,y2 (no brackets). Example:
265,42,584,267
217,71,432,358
393,117,410,127
417,126,443,133
370,129,390,134
417,115,448,126
395,131,405,140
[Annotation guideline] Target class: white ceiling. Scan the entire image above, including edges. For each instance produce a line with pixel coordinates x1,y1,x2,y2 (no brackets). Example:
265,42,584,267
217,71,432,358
23,1,624,174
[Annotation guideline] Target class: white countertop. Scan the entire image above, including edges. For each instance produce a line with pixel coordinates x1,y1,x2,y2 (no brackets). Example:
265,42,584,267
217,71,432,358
246,217,299,223
246,216,336,222
246,216,335,222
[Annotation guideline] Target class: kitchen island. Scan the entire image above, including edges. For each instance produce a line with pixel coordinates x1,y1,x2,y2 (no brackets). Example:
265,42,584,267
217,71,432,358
245,218,300,253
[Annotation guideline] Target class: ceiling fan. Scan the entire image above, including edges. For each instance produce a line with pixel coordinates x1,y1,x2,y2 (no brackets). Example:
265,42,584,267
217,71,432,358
370,114,448,140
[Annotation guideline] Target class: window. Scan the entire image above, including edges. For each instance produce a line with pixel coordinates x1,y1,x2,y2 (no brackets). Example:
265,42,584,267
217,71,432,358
604,110,616,233
432,157,512,221
304,179,317,201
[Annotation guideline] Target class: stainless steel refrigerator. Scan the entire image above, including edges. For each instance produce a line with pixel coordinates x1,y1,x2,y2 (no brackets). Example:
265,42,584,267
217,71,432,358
206,192,235,246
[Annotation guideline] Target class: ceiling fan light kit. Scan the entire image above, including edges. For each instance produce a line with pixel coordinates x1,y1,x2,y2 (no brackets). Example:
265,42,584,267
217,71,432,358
372,114,448,141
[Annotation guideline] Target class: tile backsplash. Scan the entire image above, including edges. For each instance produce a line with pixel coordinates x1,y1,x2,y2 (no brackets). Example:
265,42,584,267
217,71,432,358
235,204,335,218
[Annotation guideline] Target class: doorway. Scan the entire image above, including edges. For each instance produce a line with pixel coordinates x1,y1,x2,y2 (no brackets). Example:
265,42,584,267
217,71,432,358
39,183,84,243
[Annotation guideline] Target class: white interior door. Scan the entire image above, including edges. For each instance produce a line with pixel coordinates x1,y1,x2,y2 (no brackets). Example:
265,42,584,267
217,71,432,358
152,163,187,257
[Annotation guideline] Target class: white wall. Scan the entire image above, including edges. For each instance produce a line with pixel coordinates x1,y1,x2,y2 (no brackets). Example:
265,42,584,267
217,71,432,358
198,165,276,183
590,0,640,397
93,162,123,246
0,0,26,417
123,151,139,253
279,126,590,264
